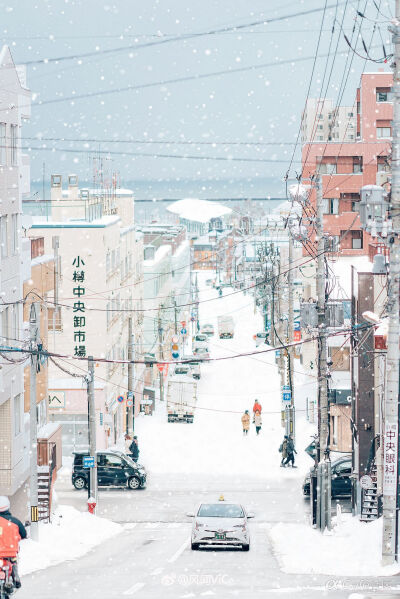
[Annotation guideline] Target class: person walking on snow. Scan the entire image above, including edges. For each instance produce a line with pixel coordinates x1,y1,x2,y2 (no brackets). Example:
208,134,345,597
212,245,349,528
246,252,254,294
284,434,297,467
254,411,262,435
128,436,140,462
253,399,262,415
279,435,288,467
241,410,250,436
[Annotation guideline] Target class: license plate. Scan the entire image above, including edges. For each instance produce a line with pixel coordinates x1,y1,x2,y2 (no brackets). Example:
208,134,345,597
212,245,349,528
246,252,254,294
215,533,226,540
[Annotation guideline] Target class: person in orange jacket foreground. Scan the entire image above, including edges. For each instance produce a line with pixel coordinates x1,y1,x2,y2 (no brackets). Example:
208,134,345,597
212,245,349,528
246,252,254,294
0,496,27,589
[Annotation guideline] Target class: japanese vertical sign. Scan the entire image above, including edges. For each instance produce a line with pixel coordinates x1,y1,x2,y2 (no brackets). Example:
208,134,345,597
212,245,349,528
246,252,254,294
383,421,398,495
72,256,86,358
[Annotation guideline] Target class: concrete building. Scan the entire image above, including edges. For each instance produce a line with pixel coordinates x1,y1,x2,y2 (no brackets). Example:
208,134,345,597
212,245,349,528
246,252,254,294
27,176,144,454
0,46,32,519
301,71,392,257
301,98,357,143
167,198,232,237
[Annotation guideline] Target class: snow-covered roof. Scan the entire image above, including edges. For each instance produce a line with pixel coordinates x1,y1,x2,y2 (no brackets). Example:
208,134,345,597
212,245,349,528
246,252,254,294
167,198,232,223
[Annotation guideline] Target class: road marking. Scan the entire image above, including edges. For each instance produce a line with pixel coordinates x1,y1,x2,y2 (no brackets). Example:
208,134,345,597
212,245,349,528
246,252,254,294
168,537,190,563
151,567,164,576
123,582,145,595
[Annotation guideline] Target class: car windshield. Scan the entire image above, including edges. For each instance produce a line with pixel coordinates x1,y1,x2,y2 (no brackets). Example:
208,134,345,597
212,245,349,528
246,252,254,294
197,504,244,518
196,335,207,341
196,348,207,353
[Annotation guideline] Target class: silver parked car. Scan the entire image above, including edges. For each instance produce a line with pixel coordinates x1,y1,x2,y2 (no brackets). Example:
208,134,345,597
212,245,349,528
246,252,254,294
188,502,253,551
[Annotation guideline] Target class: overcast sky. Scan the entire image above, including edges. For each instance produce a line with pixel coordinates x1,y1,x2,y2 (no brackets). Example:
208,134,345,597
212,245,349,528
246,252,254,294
1,0,393,194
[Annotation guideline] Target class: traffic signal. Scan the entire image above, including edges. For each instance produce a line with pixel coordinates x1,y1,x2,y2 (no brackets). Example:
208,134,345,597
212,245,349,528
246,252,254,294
171,335,179,359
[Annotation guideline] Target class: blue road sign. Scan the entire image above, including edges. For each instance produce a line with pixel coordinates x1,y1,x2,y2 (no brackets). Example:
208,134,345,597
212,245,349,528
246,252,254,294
117,395,124,403
83,456,95,468
181,328,187,335
282,391,292,402
282,385,290,391
275,350,281,357
294,321,301,331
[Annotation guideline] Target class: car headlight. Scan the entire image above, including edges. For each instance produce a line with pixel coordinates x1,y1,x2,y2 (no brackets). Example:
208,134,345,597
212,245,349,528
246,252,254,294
195,522,204,530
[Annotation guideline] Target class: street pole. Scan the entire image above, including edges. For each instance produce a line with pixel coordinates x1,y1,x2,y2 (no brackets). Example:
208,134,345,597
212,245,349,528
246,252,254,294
382,2,400,564
29,302,40,541
158,307,164,401
173,298,178,335
288,233,295,440
87,356,97,506
127,316,134,434
316,174,331,531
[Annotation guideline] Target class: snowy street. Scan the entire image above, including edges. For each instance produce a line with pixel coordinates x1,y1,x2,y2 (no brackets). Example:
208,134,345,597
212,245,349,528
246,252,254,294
17,281,383,598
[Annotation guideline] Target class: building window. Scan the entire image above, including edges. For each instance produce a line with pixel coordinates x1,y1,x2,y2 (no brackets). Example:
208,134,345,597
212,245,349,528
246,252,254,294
14,394,22,436
10,125,17,166
376,88,392,102
0,216,8,258
351,201,360,212
318,125,323,130
351,230,363,249
377,127,391,138
318,162,337,175
11,214,18,255
353,157,363,173
0,123,5,165
48,306,62,331
347,112,354,117
323,198,339,215
377,157,390,172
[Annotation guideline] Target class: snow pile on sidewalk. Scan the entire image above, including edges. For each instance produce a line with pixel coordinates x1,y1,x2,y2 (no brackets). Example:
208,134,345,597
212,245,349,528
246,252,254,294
269,514,400,577
19,505,122,575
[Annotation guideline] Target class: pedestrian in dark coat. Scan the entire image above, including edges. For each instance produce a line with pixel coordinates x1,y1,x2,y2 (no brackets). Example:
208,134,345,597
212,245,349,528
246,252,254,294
279,436,288,467
129,436,140,462
284,435,297,467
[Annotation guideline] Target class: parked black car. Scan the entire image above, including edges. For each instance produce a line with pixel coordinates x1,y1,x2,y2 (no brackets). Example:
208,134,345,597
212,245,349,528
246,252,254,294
302,458,352,498
72,450,147,490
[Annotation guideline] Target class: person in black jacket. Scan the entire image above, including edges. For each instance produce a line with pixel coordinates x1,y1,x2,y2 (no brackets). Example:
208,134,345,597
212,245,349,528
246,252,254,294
129,436,140,462
0,496,27,588
284,435,297,468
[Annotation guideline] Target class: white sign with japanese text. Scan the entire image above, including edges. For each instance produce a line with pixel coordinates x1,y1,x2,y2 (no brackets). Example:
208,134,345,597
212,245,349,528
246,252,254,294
383,422,398,496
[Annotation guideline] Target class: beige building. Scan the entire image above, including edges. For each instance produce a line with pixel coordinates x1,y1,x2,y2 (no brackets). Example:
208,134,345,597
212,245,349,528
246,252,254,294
301,98,357,143
28,175,144,454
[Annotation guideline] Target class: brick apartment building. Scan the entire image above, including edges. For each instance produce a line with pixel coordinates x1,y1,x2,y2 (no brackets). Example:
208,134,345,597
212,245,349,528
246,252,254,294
301,70,392,257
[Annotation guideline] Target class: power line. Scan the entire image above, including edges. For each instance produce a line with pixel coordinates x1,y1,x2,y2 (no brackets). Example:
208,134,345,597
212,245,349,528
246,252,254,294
20,2,355,67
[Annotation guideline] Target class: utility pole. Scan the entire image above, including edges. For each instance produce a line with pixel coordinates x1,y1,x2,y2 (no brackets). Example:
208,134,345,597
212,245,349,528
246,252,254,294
127,317,134,434
158,307,164,401
87,356,97,506
287,234,295,439
173,298,178,335
382,4,400,564
29,302,40,541
315,174,331,531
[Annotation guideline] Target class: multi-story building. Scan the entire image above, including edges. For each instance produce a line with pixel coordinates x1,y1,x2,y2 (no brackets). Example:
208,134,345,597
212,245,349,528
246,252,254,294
301,98,357,143
27,175,143,453
138,224,191,364
0,46,32,519
302,71,392,257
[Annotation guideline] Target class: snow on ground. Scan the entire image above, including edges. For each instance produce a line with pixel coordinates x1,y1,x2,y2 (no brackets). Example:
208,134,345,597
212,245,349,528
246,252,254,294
269,513,400,577
134,273,316,480
19,505,122,576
